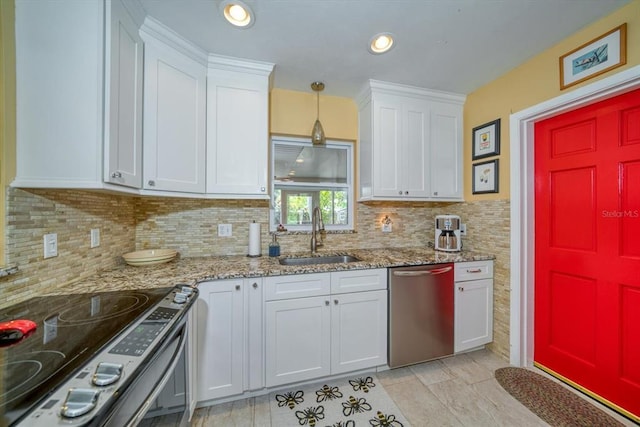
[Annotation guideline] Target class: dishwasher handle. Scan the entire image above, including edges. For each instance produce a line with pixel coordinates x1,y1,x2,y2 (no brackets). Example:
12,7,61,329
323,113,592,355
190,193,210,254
392,266,452,277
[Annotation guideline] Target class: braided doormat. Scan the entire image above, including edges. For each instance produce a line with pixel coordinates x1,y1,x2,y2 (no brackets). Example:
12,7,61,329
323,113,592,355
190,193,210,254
495,367,625,427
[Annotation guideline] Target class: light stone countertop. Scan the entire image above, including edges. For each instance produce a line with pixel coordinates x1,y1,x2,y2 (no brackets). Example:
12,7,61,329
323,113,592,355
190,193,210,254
52,247,495,295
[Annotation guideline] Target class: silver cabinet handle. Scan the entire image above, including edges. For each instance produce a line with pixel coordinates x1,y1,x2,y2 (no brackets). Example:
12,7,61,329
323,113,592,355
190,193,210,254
398,191,403,195
466,268,482,273
458,287,464,292
111,171,122,178
260,187,266,192
235,285,241,291
393,266,452,277
325,300,330,306
404,191,409,195
252,282,258,289
334,299,338,305
433,191,438,196
148,180,156,187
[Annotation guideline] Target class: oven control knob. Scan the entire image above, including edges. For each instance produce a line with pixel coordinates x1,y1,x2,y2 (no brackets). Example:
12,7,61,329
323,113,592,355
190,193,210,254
92,362,124,386
60,388,100,418
180,286,194,295
173,292,188,304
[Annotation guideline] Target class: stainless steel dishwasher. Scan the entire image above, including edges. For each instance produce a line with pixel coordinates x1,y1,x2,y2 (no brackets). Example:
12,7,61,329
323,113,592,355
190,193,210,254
388,263,454,368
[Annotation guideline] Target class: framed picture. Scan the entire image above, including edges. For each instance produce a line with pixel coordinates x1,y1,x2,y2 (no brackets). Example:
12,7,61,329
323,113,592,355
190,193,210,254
472,119,500,160
472,159,499,194
560,23,627,90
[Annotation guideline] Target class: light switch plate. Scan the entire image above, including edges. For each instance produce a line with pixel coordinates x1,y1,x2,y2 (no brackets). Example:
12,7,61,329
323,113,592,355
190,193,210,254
44,233,58,258
218,224,232,237
90,229,100,248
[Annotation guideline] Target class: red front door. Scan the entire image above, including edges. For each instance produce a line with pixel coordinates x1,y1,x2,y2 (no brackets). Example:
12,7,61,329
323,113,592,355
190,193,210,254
534,88,640,420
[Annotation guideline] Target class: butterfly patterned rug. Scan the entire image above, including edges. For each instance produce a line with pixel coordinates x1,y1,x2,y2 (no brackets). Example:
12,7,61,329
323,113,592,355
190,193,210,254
270,375,411,426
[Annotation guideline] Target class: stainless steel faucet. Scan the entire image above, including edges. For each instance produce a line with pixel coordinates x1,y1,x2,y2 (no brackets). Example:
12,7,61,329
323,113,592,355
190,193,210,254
310,206,325,253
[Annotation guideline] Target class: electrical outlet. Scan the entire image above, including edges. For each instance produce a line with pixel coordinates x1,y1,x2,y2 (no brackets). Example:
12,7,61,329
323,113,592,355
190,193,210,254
382,223,392,233
43,233,58,258
460,223,467,236
218,224,232,237
90,228,100,248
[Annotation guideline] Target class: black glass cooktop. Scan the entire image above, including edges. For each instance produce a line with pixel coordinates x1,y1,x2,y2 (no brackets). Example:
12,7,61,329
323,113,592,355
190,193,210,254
0,287,173,426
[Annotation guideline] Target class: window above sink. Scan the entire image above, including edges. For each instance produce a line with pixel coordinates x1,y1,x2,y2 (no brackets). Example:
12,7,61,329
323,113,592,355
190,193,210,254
270,136,354,232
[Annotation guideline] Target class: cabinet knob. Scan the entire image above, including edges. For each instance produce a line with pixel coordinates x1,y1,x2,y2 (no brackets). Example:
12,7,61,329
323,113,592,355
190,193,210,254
252,282,258,289
334,299,338,305
404,191,409,195
434,191,438,196
236,285,241,291
111,171,122,178
260,187,266,192
398,191,403,195
325,300,330,306
458,287,464,292
148,180,156,187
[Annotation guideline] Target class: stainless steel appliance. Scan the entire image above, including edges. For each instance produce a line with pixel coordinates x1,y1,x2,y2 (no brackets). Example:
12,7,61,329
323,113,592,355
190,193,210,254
435,214,461,252
388,264,454,368
0,285,198,426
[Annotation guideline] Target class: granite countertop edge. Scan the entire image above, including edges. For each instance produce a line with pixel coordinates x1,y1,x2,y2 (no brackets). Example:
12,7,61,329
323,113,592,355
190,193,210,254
51,247,496,295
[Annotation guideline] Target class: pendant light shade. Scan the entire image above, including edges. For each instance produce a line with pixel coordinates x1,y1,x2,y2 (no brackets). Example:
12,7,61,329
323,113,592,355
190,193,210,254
311,81,326,145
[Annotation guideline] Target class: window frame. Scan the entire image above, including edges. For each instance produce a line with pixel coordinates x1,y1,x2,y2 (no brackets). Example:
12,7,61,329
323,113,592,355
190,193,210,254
270,136,354,232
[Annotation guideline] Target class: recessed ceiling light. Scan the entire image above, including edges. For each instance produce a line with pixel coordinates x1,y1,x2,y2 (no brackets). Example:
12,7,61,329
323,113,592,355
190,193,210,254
369,33,395,54
220,0,254,28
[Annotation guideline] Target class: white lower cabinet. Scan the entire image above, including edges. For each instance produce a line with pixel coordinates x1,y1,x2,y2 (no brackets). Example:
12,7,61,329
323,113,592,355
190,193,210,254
196,278,263,402
454,261,494,353
265,269,387,387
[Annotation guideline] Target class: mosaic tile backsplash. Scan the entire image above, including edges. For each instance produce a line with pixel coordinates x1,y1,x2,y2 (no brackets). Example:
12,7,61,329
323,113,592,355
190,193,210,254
1,188,510,359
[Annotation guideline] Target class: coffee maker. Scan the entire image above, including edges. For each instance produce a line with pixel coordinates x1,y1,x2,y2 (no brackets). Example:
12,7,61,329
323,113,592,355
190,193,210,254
435,214,461,252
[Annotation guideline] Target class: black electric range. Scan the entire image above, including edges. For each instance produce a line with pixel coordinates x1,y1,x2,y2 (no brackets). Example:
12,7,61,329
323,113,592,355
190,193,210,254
0,286,193,426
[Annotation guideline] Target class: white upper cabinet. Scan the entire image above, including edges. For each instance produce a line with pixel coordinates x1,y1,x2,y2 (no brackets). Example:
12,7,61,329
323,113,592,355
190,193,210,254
14,0,143,190
140,19,207,193
358,80,465,201
206,57,274,198
105,0,143,188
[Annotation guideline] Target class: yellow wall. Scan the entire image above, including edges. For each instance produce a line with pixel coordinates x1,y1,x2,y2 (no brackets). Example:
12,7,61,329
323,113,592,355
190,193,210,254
270,88,358,141
0,0,16,264
464,0,640,201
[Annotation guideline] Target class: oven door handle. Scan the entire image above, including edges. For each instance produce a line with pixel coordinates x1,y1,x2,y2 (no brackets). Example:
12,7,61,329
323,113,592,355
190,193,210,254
127,325,188,427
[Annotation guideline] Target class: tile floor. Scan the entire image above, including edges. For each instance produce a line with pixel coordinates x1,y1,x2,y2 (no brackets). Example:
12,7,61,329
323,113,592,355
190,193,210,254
191,349,636,426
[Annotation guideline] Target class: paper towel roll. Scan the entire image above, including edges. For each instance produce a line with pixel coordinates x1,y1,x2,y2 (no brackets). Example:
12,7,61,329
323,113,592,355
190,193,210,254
248,222,261,257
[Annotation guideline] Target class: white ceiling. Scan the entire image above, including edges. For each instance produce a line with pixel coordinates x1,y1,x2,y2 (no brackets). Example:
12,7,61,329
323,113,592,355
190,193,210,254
138,0,630,98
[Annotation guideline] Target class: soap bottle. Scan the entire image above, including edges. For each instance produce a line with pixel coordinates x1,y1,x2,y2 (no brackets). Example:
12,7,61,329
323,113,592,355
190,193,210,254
269,234,280,257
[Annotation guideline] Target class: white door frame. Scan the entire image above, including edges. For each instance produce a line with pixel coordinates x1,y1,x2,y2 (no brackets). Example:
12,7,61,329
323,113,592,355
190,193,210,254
509,64,640,367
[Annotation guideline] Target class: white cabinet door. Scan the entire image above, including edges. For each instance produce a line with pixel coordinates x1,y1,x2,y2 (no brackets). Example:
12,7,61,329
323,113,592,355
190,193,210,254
142,37,206,193
454,278,493,352
372,94,403,198
430,101,463,200
265,296,331,387
105,0,143,189
196,280,244,401
206,68,271,197
331,290,387,374
402,98,431,198
244,278,264,391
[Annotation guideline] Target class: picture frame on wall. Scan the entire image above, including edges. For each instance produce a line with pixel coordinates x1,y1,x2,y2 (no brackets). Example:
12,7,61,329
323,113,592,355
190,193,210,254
472,159,499,194
472,119,500,160
559,23,627,90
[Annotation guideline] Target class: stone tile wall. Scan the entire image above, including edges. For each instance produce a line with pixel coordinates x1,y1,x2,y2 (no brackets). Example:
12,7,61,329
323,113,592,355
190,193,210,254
1,189,510,360
1,188,136,308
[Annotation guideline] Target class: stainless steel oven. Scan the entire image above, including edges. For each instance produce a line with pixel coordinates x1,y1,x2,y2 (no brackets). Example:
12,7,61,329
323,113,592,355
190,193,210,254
1,285,198,427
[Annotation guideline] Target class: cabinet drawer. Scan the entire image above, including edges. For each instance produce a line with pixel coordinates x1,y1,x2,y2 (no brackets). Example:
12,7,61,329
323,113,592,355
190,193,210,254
331,269,387,294
265,273,331,301
455,261,494,282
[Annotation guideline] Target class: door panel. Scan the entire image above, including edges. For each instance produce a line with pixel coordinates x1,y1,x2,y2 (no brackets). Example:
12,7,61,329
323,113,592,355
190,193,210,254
535,88,640,420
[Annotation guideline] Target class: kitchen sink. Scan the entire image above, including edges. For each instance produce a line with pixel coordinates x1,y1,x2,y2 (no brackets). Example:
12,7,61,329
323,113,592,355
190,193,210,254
278,255,361,266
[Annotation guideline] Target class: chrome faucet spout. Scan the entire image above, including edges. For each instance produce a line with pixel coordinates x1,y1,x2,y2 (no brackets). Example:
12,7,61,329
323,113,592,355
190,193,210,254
311,206,325,253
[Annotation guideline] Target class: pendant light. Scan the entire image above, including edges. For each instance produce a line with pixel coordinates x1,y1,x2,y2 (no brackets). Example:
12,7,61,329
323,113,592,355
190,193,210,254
311,81,326,145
